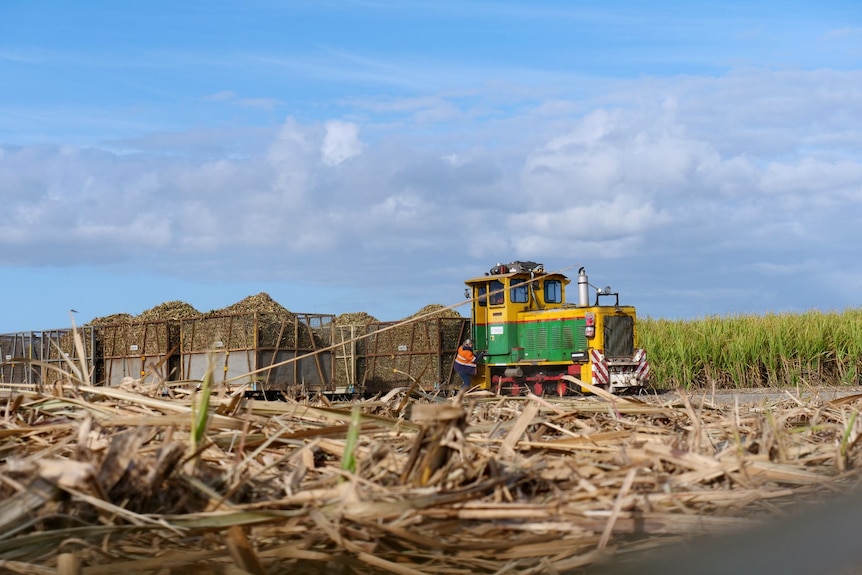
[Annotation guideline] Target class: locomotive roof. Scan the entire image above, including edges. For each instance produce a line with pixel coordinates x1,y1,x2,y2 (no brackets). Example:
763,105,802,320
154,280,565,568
464,268,570,285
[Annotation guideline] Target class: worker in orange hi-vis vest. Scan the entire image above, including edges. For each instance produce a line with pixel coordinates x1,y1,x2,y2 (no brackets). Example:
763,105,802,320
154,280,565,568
454,339,484,390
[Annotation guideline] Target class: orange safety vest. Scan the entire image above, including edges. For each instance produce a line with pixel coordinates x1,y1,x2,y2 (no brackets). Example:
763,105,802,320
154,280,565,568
455,345,477,369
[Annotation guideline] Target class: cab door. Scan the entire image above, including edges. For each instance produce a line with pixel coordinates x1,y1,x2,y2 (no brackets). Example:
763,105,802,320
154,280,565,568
486,279,514,357
471,283,490,352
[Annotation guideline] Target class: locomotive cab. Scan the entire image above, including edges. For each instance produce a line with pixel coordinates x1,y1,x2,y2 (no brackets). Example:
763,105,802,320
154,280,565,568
464,262,649,396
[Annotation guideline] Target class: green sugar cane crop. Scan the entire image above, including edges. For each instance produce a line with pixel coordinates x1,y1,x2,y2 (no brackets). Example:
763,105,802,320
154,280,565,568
640,308,862,389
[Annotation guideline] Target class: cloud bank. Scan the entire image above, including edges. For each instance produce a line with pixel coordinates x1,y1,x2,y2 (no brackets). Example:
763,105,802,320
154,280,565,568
1,68,860,322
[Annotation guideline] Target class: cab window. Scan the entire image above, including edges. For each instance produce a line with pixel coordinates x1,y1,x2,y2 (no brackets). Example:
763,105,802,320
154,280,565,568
489,280,504,305
477,286,487,307
544,279,562,303
510,279,529,303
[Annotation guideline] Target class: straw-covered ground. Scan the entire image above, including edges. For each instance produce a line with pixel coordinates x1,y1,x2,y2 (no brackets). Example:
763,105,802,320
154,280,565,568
2,379,862,575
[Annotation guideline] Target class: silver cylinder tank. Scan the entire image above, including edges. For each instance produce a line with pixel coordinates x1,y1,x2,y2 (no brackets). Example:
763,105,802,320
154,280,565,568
578,268,590,307
504,367,523,378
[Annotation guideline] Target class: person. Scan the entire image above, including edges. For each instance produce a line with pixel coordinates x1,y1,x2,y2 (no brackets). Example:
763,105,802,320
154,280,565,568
454,339,484,390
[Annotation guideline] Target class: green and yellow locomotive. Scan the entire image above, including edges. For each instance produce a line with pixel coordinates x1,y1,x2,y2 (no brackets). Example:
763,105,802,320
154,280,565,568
464,262,649,396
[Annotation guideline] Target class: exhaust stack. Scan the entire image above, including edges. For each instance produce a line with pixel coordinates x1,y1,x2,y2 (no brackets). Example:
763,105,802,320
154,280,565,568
577,267,590,307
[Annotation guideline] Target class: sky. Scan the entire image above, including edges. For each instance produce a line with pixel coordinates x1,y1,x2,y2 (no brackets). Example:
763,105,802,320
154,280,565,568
1,0,861,333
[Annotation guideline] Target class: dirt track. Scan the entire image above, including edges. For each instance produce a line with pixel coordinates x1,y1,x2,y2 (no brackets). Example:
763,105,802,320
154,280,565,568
654,386,862,406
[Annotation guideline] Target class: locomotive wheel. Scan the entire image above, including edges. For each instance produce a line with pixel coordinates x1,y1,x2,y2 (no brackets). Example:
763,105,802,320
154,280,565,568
510,382,521,396
533,382,543,396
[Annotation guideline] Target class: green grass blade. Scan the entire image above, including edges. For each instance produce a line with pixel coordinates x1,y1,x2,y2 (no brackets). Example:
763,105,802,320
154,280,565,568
341,404,362,476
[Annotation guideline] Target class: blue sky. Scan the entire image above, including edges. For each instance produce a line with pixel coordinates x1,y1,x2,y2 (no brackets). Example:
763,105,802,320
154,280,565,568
1,0,861,332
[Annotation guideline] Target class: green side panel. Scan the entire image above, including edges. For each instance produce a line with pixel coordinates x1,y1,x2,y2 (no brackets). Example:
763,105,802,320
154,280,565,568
520,318,586,361
521,323,541,360
474,324,488,350
487,322,517,358
568,318,588,353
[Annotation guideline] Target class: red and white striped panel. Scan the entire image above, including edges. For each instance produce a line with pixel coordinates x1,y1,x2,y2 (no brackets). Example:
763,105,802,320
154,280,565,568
590,349,608,385
634,349,650,380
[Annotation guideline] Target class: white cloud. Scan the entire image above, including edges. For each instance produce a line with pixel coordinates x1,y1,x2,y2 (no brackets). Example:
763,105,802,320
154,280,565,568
266,117,316,204
321,120,364,166
506,197,671,259
761,158,862,199
202,91,236,102
239,97,281,110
